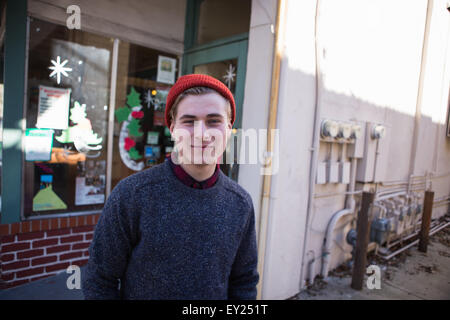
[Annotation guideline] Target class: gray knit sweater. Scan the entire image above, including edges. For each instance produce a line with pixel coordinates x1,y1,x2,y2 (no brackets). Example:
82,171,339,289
82,160,259,300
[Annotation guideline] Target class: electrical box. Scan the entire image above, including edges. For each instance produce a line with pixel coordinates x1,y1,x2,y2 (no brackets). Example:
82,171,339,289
339,162,351,184
327,162,339,183
356,122,390,183
347,121,365,158
316,162,327,184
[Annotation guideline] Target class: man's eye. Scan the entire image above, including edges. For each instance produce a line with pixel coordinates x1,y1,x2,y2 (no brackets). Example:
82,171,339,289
208,120,220,124
183,120,194,124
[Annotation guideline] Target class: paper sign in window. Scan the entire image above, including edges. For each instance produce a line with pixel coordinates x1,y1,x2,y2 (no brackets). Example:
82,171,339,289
25,128,54,161
36,85,71,129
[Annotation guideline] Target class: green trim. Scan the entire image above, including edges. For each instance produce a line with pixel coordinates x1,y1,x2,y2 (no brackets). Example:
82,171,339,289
183,0,202,51
184,32,249,54
182,39,248,130
2,0,27,223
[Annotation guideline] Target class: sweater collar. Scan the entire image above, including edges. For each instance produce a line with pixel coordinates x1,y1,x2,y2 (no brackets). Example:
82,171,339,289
165,154,220,189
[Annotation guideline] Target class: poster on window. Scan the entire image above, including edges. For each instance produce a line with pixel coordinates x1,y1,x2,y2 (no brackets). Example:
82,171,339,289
25,128,54,161
156,56,176,85
36,85,71,130
75,160,106,205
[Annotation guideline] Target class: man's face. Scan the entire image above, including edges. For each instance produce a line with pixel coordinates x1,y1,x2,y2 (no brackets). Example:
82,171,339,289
169,92,232,165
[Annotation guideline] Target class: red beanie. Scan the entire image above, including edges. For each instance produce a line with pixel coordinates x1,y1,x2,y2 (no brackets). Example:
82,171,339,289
165,74,236,128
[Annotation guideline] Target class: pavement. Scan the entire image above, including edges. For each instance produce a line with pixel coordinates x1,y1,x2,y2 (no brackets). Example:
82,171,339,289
0,267,85,300
293,225,450,300
1,225,449,300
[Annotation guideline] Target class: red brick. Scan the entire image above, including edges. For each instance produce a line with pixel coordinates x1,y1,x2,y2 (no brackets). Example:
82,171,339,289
1,272,14,281
69,217,77,228
50,218,59,230
84,250,90,257
3,260,30,271
77,215,86,227
46,244,71,254
11,223,20,235
32,255,57,266
45,262,70,273
21,221,31,233
94,214,100,224
32,238,58,248
6,279,29,288
60,251,83,261
17,231,45,241
41,219,50,232
16,266,45,278
60,235,83,244
85,233,93,241
2,242,30,253
60,218,68,229
72,242,91,250
1,253,15,262
17,248,44,259
72,225,95,234
46,228,71,237
71,258,89,267
31,220,41,232
1,234,16,243
0,224,10,236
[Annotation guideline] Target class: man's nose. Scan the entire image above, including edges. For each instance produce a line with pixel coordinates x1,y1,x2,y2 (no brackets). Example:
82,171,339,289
193,120,210,139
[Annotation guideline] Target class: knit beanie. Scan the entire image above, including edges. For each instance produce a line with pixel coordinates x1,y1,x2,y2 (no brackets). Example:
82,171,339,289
165,74,236,128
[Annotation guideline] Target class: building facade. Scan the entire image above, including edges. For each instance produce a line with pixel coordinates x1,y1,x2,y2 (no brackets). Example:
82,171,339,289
0,0,449,300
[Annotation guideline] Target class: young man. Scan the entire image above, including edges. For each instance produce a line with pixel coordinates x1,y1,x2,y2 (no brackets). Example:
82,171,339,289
82,74,259,299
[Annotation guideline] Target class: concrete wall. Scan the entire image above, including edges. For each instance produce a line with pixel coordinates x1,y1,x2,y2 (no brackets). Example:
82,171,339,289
28,0,186,54
241,0,450,299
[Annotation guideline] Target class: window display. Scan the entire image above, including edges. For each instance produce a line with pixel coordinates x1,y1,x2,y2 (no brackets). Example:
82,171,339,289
24,18,113,217
23,18,179,217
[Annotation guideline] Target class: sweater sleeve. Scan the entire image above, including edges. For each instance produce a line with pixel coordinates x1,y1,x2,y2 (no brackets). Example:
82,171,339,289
82,182,137,300
228,200,259,300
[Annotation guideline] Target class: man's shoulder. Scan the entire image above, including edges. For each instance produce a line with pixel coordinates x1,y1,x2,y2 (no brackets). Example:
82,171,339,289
219,172,254,210
113,161,168,195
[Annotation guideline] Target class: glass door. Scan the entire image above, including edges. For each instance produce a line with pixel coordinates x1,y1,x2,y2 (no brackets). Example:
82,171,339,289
183,39,248,180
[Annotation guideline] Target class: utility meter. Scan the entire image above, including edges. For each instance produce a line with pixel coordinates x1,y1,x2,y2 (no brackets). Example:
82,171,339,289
371,124,385,139
338,122,352,139
321,120,339,138
351,124,362,139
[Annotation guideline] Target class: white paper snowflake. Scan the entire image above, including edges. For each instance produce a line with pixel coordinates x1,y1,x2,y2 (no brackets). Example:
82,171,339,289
49,56,72,84
222,64,236,89
144,89,154,109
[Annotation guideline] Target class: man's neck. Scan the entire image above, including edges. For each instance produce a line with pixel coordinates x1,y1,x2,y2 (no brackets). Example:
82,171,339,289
180,162,217,182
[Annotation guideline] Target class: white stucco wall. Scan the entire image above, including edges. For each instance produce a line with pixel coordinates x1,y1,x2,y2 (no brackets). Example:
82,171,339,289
241,0,450,300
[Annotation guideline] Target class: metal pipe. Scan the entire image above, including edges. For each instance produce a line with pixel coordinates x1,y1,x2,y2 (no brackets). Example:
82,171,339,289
380,221,450,260
408,0,434,183
256,0,286,300
299,0,324,290
320,208,354,278
375,191,407,201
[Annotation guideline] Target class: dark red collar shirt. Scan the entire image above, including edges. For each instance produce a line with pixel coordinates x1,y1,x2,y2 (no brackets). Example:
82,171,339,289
165,154,220,189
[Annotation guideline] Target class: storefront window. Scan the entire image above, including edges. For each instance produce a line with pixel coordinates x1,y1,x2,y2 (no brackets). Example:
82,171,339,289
196,0,251,45
111,42,178,190
23,17,179,217
24,18,113,217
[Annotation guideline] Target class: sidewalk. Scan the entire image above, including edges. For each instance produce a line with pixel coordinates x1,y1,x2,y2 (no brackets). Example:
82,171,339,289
1,226,449,300
293,225,450,300
0,267,85,300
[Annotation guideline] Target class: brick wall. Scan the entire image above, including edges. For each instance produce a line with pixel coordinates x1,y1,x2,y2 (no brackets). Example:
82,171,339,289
0,214,100,289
